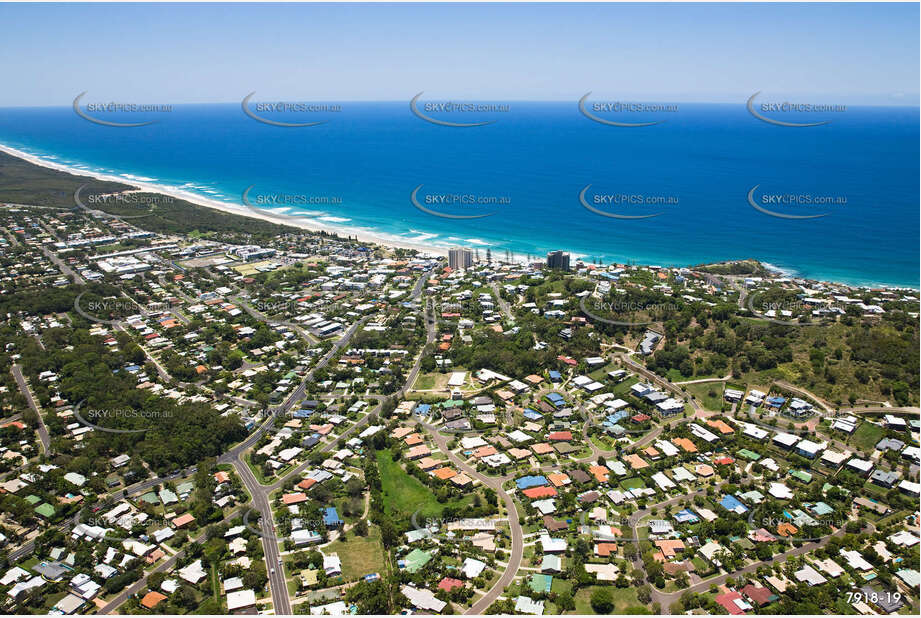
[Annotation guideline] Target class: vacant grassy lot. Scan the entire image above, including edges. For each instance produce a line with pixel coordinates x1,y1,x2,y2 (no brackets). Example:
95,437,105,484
375,450,471,522
620,477,645,490
322,525,388,582
849,421,886,453
412,373,437,390
571,586,647,614
685,382,725,411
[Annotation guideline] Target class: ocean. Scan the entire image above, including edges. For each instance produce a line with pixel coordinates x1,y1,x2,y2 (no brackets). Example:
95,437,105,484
0,101,917,288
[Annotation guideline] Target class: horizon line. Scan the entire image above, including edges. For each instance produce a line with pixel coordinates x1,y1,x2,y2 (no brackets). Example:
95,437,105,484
2,99,919,110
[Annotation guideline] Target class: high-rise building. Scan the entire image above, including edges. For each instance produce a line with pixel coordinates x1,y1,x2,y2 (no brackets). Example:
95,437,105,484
448,247,473,270
546,250,570,270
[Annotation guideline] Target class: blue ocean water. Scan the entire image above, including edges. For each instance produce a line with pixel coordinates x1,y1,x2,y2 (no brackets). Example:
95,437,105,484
0,101,917,288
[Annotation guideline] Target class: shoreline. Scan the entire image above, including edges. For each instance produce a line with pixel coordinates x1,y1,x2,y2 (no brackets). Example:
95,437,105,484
0,141,916,291
0,142,451,260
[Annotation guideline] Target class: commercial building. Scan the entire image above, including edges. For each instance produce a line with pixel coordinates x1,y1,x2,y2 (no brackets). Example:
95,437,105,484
448,247,473,270
546,250,570,270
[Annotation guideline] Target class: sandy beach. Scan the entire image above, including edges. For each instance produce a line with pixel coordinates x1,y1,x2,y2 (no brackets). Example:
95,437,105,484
1,141,914,291
0,142,450,259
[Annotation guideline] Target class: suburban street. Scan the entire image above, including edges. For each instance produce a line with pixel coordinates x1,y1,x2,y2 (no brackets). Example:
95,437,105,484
11,363,50,453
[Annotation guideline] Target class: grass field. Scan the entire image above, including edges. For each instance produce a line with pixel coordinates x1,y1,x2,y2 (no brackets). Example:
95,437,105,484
375,450,472,522
412,374,437,390
684,382,726,411
612,376,640,396
849,422,886,453
571,586,647,614
620,477,645,490
322,525,388,582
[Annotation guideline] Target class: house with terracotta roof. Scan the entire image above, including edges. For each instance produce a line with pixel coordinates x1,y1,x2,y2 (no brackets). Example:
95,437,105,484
417,456,441,471
672,437,698,453
531,443,554,455
140,591,167,609
547,473,570,487
695,464,714,477
282,493,309,506
404,433,424,446
474,445,498,458
654,539,686,560
777,522,798,537
624,453,649,470
392,426,414,439
707,419,734,434
595,542,618,557
433,467,457,481
548,431,572,442
588,465,609,482
522,486,557,499
172,513,196,528
406,445,431,459
146,548,166,564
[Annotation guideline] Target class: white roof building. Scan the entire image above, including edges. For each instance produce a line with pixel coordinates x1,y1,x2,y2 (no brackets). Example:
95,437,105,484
773,432,799,448
651,472,676,491
226,589,257,611
794,565,827,586
689,423,718,443
846,458,874,474
743,424,769,440
655,440,680,457
461,557,487,579
515,596,545,615
820,449,849,466
400,585,446,613
839,549,873,571
671,466,696,483
813,558,844,578
540,535,567,553
768,482,794,500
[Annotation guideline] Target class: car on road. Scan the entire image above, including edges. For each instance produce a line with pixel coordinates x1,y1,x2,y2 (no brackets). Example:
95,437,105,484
270,568,275,574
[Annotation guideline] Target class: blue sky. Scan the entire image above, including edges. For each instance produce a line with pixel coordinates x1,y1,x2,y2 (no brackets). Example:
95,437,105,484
0,2,917,106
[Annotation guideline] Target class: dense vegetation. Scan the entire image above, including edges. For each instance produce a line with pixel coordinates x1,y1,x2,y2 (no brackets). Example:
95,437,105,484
10,323,246,477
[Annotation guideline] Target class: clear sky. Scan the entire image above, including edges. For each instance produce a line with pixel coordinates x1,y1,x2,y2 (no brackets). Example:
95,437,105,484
0,2,917,106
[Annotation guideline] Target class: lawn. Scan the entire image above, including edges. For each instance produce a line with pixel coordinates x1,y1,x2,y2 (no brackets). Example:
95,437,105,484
849,422,886,453
591,435,618,451
612,376,640,396
665,368,694,382
589,363,617,381
691,555,711,573
412,374,437,390
684,382,725,411
620,477,646,490
375,450,472,522
571,586,647,614
322,525,388,582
